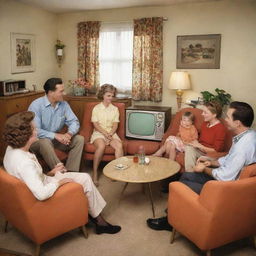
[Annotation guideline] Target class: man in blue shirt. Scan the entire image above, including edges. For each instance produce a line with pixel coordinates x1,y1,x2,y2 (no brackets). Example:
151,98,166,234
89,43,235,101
147,101,256,231
28,78,84,172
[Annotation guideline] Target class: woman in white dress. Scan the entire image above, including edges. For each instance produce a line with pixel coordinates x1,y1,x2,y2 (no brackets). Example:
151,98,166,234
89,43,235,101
3,111,121,235
90,84,124,185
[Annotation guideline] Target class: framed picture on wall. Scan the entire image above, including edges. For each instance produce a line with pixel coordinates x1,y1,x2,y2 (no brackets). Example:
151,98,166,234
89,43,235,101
177,34,221,69
11,33,36,73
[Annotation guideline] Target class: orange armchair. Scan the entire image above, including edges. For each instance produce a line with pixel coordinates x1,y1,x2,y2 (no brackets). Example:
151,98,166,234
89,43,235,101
168,164,256,255
80,102,126,161
0,168,89,256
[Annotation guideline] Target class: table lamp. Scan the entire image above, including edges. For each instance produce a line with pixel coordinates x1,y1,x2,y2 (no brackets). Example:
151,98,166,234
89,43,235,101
169,71,191,109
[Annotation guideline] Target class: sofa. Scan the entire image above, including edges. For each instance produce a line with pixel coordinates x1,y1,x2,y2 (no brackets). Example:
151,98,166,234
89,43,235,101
78,106,233,173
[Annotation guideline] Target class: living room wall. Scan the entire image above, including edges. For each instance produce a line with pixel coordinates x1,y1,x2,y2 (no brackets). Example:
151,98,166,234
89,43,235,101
0,0,59,90
57,0,256,124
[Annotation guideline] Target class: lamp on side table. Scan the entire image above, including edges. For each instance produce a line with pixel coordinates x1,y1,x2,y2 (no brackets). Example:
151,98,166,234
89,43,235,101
169,71,191,109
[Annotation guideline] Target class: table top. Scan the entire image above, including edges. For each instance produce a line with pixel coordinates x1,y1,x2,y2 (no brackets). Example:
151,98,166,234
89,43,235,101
103,156,180,183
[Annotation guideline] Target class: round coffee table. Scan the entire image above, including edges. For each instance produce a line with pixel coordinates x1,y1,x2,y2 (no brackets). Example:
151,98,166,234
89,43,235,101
103,156,180,217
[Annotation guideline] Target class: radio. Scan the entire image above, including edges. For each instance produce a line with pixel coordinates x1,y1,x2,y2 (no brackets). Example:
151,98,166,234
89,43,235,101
0,80,29,96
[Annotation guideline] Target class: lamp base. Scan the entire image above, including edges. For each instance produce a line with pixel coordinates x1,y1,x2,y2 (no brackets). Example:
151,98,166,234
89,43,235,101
176,89,184,109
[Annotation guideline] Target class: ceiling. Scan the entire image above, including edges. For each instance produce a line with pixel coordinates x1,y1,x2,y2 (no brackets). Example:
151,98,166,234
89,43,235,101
17,0,218,13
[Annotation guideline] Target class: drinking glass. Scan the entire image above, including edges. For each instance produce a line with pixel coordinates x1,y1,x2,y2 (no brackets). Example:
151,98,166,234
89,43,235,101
133,154,139,163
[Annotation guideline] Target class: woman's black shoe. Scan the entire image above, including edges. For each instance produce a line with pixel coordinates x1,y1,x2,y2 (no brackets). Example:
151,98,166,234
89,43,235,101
95,223,121,234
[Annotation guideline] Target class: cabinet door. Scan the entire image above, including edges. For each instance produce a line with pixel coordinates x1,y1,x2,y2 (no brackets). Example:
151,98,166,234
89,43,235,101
5,98,29,116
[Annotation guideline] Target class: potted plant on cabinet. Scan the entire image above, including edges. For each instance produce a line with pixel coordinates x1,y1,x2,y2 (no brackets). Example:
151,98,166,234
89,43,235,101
201,88,232,107
68,78,91,96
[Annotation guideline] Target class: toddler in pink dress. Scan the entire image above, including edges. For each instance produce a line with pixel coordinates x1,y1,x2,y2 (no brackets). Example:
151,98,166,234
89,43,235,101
153,111,198,160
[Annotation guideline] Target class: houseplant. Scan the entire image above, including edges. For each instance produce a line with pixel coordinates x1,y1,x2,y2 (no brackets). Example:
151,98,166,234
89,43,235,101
201,88,232,107
55,40,65,51
68,78,91,96
55,40,65,66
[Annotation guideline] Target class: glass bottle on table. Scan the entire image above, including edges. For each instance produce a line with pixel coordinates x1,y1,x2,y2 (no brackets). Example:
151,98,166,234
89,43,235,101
138,145,145,165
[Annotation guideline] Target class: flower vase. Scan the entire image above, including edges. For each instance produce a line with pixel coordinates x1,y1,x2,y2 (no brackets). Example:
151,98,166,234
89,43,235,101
73,87,85,96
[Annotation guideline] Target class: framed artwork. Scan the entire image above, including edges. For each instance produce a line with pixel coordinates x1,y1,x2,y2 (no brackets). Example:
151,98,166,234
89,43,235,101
11,33,35,73
177,34,221,69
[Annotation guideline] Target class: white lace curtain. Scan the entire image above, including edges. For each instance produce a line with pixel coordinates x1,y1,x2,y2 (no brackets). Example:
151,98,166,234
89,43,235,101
99,22,133,94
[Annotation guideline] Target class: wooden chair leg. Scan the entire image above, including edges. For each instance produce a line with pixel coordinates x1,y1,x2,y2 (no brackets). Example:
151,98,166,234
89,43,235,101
206,250,211,256
4,220,8,233
170,228,176,244
253,235,256,249
35,244,40,256
81,225,88,239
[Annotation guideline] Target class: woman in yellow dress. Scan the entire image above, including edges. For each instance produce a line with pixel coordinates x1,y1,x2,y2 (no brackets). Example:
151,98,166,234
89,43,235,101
90,84,124,185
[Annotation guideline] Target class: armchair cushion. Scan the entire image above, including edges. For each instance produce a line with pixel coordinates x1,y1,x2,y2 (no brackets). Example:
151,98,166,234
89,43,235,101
239,162,256,179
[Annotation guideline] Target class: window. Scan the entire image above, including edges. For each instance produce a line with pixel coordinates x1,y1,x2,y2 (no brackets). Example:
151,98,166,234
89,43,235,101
99,22,133,94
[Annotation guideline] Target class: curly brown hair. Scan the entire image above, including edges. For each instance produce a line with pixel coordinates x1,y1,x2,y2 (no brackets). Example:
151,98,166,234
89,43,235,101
204,101,223,118
3,111,35,149
97,84,117,100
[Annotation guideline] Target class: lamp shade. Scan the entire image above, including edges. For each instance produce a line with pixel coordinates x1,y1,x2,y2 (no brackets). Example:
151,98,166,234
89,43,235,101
169,71,190,90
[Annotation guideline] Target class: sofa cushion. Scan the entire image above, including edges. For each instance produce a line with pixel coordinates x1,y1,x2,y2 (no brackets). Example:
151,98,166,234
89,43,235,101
126,139,160,155
84,143,116,155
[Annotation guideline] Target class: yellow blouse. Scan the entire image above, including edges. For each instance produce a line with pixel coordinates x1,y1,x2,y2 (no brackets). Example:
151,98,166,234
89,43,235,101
91,102,119,132
90,102,121,144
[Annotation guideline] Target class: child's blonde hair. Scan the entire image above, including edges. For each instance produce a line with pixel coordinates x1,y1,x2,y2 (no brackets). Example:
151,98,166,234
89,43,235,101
182,111,195,123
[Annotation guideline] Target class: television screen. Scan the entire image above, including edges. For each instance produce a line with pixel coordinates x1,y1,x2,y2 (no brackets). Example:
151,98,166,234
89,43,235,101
128,112,155,136
126,106,172,141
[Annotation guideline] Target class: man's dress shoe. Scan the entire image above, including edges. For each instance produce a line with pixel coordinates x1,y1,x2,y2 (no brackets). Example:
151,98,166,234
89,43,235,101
146,216,173,231
95,222,121,234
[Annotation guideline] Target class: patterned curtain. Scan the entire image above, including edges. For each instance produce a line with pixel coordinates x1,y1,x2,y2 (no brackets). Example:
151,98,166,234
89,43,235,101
77,21,101,92
132,17,163,102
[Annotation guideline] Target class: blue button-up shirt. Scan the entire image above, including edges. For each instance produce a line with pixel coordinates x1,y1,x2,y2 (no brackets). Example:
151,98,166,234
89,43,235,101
28,95,80,140
212,129,256,181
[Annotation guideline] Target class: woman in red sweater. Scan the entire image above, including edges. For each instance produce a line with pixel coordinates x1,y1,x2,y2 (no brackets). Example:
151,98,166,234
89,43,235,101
185,101,227,172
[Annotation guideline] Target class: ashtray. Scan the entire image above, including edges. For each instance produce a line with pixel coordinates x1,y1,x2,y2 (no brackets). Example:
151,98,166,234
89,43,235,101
114,164,128,170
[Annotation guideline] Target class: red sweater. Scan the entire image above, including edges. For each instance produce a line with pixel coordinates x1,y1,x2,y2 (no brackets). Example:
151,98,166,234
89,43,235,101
199,121,226,152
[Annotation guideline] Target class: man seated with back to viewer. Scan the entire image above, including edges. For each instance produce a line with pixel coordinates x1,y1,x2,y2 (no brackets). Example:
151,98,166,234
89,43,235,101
147,101,256,231
28,78,84,172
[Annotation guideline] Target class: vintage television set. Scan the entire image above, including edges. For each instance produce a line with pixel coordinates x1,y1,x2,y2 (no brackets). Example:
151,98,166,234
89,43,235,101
126,106,172,141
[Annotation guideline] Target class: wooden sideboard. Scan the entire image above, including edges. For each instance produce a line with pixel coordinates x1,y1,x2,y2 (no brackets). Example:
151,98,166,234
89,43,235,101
0,91,45,161
64,94,132,124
